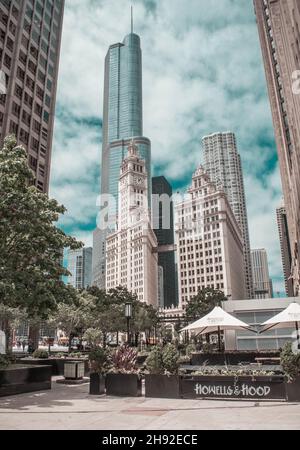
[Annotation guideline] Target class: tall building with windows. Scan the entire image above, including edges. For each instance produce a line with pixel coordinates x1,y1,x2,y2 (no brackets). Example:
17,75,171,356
175,166,246,311
106,141,158,306
276,205,294,297
202,132,253,299
152,176,177,308
254,0,300,296
0,0,65,193
67,247,93,290
93,26,151,288
251,248,273,299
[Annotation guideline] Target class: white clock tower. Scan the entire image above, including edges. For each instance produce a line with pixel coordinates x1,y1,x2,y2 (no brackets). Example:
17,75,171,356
106,141,158,307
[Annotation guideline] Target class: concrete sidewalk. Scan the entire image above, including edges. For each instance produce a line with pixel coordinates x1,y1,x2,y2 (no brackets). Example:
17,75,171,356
0,378,299,430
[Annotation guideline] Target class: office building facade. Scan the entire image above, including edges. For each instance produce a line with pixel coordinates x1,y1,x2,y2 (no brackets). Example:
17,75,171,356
277,205,294,297
0,0,65,193
203,131,253,299
152,176,177,308
175,166,246,311
67,247,93,290
254,0,300,295
251,248,273,299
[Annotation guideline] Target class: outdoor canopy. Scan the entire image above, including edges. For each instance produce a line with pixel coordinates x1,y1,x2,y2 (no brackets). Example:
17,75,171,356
181,306,254,352
259,302,300,349
181,306,253,334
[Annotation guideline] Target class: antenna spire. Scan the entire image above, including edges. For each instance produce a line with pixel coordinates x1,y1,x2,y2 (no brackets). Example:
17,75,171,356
131,5,133,34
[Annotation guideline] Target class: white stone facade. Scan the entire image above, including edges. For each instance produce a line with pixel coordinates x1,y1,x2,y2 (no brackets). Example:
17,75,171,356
175,166,246,311
106,141,158,307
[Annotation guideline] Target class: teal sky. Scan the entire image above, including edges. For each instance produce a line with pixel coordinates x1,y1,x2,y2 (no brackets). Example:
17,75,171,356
50,0,285,295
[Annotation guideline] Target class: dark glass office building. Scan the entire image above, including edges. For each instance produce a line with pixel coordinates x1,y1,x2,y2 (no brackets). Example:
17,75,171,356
152,176,177,308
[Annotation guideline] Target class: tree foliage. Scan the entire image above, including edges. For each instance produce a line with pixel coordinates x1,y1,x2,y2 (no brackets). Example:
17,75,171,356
185,287,228,320
0,135,82,317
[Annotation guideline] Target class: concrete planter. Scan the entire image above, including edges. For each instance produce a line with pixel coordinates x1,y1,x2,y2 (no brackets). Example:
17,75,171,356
0,365,52,397
89,373,106,395
145,374,180,399
106,374,142,397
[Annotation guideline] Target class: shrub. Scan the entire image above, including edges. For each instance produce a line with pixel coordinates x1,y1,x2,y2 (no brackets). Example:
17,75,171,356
162,344,180,375
69,352,83,358
145,347,164,375
178,355,191,365
32,349,49,359
280,342,300,382
111,346,138,374
0,355,10,369
89,347,111,375
185,343,197,357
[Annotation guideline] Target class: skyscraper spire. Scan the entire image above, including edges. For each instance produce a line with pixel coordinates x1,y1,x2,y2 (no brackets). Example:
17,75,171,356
131,5,133,34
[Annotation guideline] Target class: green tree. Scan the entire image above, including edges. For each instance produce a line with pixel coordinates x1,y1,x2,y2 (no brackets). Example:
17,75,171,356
49,290,95,353
0,135,82,349
185,287,228,321
0,135,82,314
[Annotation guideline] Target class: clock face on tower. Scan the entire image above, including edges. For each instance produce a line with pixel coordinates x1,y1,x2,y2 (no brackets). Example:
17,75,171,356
134,176,143,185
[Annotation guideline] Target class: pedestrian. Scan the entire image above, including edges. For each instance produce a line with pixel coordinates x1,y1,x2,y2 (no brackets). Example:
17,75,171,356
22,340,26,352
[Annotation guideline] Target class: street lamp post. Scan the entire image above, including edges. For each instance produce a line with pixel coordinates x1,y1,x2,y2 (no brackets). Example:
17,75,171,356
125,303,133,346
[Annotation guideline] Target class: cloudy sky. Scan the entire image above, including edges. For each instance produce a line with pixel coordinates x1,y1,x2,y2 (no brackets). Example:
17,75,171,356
50,0,285,295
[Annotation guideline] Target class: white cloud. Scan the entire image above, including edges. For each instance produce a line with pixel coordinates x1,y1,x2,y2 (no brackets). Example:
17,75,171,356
50,0,285,293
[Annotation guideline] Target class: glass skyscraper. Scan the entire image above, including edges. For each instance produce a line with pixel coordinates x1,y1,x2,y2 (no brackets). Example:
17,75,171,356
93,29,151,288
101,32,151,206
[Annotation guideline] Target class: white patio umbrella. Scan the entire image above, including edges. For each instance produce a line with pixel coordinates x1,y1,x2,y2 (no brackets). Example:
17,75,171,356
181,306,254,352
259,302,300,349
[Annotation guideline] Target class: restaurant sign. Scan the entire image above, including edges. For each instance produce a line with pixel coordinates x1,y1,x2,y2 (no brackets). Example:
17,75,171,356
181,377,286,400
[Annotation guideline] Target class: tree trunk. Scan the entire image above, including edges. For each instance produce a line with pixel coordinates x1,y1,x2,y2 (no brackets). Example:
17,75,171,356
28,325,40,352
68,333,73,353
135,333,139,347
103,332,107,348
4,320,11,354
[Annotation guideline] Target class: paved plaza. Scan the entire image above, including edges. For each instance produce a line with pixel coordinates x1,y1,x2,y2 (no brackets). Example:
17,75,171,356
0,378,300,430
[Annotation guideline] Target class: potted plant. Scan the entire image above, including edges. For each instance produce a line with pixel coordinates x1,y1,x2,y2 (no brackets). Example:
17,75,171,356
280,343,300,402
106,346,142,397
32,349,49,359
89,347,111,395
145,344,181,399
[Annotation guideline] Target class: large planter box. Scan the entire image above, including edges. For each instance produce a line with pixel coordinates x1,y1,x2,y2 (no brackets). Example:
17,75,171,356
0,365,52,397
106,374,142,397
89,373,106,395
191,352,280,366
145,375,180,399
285,376,300,402
16,358,89,376
180,375,286,401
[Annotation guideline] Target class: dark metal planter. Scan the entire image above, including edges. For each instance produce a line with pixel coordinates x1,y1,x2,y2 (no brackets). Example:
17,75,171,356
89,373,106,395
106,374,142,397
0,365,52,397
145,374,180,399
180,375,286,401
285,376,300,402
